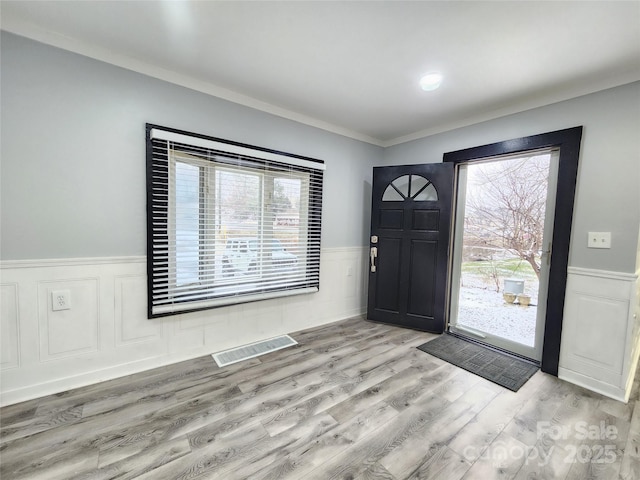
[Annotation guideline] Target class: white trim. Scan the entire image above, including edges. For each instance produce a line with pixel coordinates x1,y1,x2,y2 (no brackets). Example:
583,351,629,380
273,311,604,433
0,248,366,271
0,256,146,269
381,74,640,147
558,367,626,403
0,348,223,407
566,266,637,282
559,267,638,403
1,17,383,147
0,249,368,406
5,16,639,148
0,311,365,406
151,128,326,171
625,347,640,401
4,14,640,148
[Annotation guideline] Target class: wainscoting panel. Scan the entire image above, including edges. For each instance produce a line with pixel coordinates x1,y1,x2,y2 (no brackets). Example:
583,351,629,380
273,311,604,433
565,295,628,378
0,248,368,405
0,283,20,370
37,278,100,360
115,274,163,346
559,267,639,402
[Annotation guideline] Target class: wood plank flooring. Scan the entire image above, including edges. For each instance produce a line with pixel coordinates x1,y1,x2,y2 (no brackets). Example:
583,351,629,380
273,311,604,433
2,316,639,479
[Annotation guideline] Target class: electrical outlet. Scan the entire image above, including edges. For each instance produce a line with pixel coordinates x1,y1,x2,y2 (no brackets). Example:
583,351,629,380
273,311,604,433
51,290,71,311
347,266,353,277
588,232,611,249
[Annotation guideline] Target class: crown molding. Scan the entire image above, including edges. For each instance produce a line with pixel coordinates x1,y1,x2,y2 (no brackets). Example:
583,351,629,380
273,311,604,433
382,74,640,147
3,14,639,150
1,16,385,147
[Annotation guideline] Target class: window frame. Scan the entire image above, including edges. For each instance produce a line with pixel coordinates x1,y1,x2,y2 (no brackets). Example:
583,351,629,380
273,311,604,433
146,124,324,318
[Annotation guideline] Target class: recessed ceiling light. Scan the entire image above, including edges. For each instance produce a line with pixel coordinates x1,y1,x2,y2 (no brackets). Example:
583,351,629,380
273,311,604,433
420,72,443,91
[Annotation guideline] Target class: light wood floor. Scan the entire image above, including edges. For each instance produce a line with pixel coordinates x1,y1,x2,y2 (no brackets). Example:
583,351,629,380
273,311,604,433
2,317,639,479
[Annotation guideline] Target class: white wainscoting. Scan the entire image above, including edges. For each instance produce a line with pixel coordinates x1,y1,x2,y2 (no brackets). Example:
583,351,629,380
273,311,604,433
0,247,368,406
559,267,640,402
1,283,20,370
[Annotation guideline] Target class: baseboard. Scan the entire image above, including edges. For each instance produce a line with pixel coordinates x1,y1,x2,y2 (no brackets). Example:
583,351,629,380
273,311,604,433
1,350,202,406
0,310,368,407
558,367,626,403
1,249,369,407
1,319,343,406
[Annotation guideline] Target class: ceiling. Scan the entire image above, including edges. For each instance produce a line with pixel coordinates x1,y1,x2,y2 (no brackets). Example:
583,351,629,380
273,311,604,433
2,1,639,146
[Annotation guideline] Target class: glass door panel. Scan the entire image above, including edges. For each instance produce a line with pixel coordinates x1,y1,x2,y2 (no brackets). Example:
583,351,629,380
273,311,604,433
448,150,558,361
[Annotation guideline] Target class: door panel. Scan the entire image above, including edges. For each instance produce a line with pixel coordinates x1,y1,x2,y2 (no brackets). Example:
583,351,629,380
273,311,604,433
412,210,439,231
367,163,453,332
375,237,402,312
379,209,404,229
407,239,437,317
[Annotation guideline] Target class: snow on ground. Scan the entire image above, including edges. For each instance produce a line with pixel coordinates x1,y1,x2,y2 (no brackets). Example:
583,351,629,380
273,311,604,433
455,274,539,347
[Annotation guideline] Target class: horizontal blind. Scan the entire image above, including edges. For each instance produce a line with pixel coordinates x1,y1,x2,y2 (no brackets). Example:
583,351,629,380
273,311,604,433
146,124,324,317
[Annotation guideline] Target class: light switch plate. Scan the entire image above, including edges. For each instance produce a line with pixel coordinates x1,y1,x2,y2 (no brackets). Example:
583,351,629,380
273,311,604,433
588,232,611,249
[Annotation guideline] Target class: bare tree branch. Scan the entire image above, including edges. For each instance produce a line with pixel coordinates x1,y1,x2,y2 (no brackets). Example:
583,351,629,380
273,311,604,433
464,155,550,279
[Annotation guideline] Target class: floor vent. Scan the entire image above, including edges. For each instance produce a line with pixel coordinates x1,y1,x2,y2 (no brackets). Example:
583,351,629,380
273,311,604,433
212,335,298,367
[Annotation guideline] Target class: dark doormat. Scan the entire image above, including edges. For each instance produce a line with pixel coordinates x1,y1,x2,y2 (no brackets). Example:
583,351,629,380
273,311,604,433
417,334,538,392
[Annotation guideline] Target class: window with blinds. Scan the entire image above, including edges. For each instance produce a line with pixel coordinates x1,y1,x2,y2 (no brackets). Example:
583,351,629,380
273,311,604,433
146,124,324,317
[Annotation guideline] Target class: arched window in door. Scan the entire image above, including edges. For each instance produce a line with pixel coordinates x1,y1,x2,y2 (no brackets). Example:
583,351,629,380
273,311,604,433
382,174,438,201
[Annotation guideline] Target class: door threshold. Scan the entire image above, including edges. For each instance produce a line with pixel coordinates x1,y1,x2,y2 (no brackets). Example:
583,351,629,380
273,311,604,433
446,330,540,366
452,325,486,339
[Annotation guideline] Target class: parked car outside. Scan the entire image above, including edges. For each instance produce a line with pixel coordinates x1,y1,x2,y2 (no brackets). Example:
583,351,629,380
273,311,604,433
222,237,298,276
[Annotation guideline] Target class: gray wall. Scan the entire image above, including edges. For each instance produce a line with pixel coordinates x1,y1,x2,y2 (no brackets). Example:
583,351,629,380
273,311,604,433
381,82,640,273
0,33,381,260
2,32,639,274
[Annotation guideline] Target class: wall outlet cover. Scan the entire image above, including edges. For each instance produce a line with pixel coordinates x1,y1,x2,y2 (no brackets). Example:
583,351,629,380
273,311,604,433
52,289,71,311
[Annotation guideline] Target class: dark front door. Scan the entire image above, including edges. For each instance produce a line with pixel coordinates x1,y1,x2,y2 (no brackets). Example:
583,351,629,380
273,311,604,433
367,163,454,333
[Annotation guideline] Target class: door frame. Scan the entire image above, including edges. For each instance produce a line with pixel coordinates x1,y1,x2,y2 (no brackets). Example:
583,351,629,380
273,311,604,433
443,126,583,376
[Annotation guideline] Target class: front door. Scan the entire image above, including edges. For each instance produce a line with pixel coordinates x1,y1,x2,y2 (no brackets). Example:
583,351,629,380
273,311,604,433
367,163,453,332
